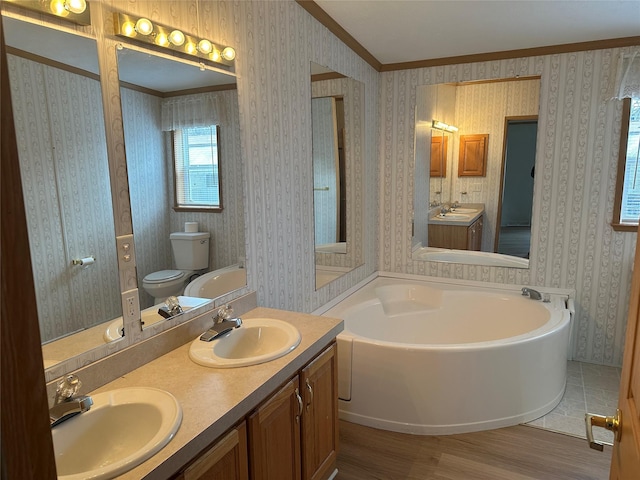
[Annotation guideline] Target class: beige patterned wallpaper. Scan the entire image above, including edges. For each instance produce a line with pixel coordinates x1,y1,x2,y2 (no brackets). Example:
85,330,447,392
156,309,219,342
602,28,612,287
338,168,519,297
380,50,638,366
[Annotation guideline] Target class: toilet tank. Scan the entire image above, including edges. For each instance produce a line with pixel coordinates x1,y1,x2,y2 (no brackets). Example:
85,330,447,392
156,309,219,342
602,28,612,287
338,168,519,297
170,232,210,270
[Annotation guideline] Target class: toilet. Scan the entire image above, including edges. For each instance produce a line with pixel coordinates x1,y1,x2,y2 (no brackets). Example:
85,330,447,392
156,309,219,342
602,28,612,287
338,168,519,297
142,231,210,303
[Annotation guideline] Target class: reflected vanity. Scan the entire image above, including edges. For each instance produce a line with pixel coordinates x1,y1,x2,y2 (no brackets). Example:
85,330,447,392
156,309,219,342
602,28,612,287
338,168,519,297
311,62,365,288
412,77,541,269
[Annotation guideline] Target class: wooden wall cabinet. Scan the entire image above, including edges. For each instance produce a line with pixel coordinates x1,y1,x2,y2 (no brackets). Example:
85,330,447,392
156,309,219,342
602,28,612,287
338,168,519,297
428,216,483,251
458,134,488,176
176,343,338,480
430,135,448,177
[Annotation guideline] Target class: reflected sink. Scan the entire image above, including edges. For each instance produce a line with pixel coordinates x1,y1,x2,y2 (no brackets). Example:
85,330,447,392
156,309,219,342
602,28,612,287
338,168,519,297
189,318,301,368
449,207,479,214
431,212,473,220
52,387,182,480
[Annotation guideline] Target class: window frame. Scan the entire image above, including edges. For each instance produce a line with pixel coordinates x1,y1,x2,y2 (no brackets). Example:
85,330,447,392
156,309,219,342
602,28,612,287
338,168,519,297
612,98,639,232
171,125,223,213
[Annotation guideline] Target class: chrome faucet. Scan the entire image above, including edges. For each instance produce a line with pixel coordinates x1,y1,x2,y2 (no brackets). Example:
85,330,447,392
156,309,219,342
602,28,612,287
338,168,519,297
521,287,543,301
158,295,183,319
200,304,243,342
451,200,460,210
49,374,93,428
439,204,450,215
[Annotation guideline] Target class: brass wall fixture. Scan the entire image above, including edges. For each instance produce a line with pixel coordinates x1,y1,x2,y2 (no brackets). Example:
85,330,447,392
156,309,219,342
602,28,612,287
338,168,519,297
431,120,458,133
3,0,90,25
114,12,236,68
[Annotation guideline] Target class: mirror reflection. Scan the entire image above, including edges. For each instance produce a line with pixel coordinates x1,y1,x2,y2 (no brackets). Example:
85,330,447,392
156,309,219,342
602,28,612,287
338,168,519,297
311,62,365,288
117,47,246,327
3,15,123,367
412,78,540,268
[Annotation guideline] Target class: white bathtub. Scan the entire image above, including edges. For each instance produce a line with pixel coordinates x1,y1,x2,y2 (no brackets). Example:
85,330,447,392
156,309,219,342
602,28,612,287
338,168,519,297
323,275,572,435
184,264,247,299
413,246,529,268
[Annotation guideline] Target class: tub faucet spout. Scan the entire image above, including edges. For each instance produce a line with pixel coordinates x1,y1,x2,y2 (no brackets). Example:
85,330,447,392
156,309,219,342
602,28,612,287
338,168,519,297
521,287,542,300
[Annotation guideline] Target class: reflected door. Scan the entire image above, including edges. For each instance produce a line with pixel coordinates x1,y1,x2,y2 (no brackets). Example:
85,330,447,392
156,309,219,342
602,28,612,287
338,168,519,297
312,97,341,245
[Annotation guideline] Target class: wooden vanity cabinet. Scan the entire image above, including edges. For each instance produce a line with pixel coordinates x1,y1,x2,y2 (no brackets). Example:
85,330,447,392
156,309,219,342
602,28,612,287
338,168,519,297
429,216,483,251
173,343,338,480
301,344,339,480
177,422,249,480
249,343,338,480
248,376,302,480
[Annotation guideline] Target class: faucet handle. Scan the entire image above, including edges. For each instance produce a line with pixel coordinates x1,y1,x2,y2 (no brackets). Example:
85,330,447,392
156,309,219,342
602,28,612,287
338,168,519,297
217,304,233,321
56,374,82,402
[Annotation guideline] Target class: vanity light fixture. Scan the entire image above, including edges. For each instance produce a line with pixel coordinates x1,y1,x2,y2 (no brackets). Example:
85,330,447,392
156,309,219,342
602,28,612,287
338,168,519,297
114,12,235,68
432,120,459,133
4,0,91,25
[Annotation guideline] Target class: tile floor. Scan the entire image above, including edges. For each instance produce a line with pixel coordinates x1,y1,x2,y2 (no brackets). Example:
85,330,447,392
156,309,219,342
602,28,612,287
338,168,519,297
525,360,621,444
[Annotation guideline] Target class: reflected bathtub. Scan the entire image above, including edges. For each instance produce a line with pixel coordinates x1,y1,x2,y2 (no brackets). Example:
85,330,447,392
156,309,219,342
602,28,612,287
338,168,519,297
413,246,529,268
323,275,572,435
184,264,247,299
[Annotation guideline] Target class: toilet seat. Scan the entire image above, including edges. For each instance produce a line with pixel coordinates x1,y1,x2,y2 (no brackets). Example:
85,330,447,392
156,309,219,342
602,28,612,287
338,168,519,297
144,270,185,284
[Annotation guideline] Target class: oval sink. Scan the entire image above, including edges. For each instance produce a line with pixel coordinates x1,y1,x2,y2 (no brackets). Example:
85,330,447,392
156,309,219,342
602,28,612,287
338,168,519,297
449,207,479,214
431,212,473,220
189,318,301,368
52,387,182,480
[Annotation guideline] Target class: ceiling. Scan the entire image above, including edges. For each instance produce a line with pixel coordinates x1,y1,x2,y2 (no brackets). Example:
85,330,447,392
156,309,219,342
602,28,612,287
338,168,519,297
313,0,640,66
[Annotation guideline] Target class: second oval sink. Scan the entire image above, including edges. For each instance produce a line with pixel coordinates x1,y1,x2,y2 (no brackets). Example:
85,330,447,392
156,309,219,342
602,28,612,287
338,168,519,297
189,318,301,368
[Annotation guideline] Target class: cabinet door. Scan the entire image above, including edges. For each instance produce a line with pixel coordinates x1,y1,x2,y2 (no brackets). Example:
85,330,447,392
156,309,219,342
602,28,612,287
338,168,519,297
249,376,302,480
180,422,249,480
458,134,488,176
301,344,338,480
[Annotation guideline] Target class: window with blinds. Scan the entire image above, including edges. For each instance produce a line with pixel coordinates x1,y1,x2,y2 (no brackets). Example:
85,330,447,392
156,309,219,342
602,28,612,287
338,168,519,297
620,98,640,223
173,125,221,211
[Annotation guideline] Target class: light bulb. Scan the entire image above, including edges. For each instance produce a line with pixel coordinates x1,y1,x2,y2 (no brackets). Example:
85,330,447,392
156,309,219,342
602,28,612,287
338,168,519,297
210,49,221,62
135,18,154,36
122,21,135,37
185,42,197,55
50,0,69,17
169,30,185,46
221,47,236,61
64,0,86,14
155,33,169,47
197,39,213,55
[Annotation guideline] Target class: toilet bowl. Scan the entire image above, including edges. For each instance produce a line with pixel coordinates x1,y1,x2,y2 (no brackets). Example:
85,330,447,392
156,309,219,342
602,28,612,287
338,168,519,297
142,270,192,304
142,231,211,304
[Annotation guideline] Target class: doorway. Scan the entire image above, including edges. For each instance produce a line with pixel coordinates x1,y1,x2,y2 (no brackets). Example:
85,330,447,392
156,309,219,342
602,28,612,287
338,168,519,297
495,117,538,257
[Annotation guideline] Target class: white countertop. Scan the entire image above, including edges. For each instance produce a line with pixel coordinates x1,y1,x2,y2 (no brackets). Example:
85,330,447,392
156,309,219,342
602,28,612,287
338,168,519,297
94,307,343,479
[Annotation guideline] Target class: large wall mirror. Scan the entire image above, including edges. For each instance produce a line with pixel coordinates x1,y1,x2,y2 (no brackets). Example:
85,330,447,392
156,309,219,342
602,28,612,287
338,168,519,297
117,46,246,327
3,14,124,368
412,77,541,268
311,62,364,288
3,8,247,377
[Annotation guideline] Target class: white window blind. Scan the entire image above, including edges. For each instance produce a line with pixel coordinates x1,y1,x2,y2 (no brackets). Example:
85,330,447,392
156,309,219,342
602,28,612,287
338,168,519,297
174,126,220,209
620,97,640,224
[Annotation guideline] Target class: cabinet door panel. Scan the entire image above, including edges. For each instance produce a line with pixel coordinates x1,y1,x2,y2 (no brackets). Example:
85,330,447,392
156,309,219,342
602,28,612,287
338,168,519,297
181,422,248,480
301,344,338,480
458,134,488,176
249,376,302,480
